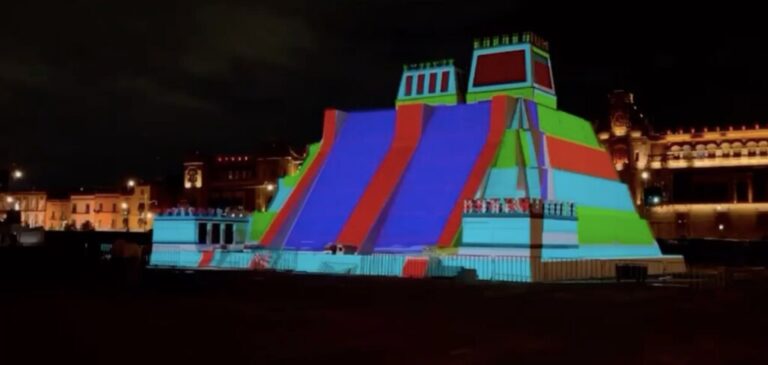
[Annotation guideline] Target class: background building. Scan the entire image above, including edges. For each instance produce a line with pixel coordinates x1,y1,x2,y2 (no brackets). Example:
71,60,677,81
598,90,768,240
0,191,46,227
1,183,161,232
182,147,305,212
45,199,70,230
67,184,157,231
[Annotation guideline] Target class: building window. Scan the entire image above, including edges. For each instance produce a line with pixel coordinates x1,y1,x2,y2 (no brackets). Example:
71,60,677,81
140,189,145,196
404,75,413,96
98,203,103,212
111,219,116,229
736,181,749,203
224,224,234,244
416,73,425,94
72,204,77,213
112,203,117,212
440,71,450,92
211,223,221,244
51,211,56,220
428,72,437,93
197,223,207,244
85,204,90,213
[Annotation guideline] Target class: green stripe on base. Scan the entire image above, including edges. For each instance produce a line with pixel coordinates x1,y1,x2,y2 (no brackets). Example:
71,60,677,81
248,211,277,242
577,206,654,245
396,94,459,106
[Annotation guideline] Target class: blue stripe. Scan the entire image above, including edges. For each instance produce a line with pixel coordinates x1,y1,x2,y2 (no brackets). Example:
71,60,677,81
285,109,396,250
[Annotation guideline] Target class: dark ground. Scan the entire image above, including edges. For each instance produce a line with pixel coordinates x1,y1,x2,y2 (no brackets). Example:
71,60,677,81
2,252,768,365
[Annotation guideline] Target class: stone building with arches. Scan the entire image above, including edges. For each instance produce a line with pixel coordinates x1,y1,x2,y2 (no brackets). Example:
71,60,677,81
598,91,768,240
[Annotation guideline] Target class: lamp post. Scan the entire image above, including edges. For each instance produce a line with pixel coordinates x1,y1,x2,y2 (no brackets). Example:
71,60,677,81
140,199,158,232
120,201,130,231
8,167,23,192
640,170,650,218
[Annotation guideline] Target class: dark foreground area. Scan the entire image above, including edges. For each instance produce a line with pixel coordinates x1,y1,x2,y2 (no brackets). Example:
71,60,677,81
2,250,768,365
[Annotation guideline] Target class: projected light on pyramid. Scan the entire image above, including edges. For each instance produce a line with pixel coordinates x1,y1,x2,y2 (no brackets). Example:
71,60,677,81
151,32,682,281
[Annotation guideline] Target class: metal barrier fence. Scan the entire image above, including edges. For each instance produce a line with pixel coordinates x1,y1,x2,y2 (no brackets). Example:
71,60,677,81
149,247,688,283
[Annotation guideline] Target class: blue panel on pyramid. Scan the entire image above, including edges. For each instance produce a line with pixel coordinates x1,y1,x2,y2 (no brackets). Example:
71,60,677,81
484,168,526,199
268,180,292,211
462,217,531,246
284,109,396,250
551,169,634,211
372,102,491,251
542,244,662,259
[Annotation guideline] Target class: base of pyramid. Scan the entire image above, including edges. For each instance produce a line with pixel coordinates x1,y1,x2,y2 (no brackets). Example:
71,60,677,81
149,244,685,283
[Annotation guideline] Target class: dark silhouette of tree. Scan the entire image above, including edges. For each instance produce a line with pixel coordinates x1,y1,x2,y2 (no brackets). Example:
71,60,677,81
80,220,95,231
64,220,78,231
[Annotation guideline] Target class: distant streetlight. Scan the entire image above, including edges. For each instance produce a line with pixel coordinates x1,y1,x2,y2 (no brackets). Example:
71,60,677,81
718,224,725,231
121,202,129,210
640,171,650,180
5,196,13,203
266,183,275,192
146,212,153,219
126,179,136,188
12,169,23,179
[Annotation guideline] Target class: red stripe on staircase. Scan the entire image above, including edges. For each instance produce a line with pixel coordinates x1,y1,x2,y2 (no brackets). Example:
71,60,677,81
260,109,342,246
436,95,510,247
335,104,426,247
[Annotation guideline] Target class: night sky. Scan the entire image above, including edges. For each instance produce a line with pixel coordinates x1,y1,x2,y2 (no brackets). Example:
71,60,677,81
2,1,767,189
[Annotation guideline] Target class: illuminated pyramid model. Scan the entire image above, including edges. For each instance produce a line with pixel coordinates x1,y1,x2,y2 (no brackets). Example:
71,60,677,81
151,33,680,281
251,33,662,258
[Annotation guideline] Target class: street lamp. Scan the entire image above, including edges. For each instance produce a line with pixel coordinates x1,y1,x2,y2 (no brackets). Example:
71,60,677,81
126,179,136,188
266,183,275,192
640,171,650,180
121,202,129,210
5,196,13,203
12,169,23,179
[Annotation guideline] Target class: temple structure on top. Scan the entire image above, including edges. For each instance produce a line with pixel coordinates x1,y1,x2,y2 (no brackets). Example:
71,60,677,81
467,33,556,107
150,32,684,282
396,59,462,106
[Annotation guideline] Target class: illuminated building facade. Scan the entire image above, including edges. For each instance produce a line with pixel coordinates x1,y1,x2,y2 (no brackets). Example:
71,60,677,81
67,184,156,231
0,191,46,227
182,150,304,212
45,199,70,230
598,90,768,240
1,184,159,231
